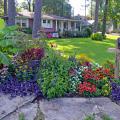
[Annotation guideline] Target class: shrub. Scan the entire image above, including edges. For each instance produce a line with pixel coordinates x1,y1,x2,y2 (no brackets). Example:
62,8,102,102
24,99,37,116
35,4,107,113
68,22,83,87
0,26,22,65
63,28,92,38
84,115,95,120
91,33,104,41
21,28,32,34
40,49,74,99
84,27,92,37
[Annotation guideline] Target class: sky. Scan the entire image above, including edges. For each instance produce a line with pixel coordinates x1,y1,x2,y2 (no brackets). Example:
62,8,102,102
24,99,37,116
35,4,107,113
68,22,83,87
69,0,89,16
18,0,90,16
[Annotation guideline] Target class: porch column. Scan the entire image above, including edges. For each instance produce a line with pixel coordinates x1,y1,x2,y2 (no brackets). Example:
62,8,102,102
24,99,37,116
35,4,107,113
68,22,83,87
20,19,22,28
26,19,29,28
56,20,58,31
74,22,77,31
68,21,71,31
61,21,64,33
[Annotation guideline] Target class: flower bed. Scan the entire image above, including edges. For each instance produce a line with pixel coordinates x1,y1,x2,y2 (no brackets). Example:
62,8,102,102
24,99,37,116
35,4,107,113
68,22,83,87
0,44,120,103
68,62,113,97
0,48,44,97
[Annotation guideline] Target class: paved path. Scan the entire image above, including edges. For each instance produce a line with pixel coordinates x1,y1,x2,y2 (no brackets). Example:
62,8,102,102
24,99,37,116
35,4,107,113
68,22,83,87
0,94,120,120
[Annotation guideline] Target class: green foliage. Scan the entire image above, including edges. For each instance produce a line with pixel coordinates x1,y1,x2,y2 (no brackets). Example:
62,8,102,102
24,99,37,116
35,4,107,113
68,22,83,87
96,79,111,96
91,33,104,41
21,28,32,34
63,28,92,38
40,48,74,99
19,113,25,120
0,26,20,65
84,115,95,120
0,19,5,30
84,27,92,37
102,114,113,120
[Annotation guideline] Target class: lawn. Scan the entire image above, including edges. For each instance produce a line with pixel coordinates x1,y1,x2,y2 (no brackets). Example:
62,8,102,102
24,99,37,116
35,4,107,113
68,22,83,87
48,35,119,64
0,19,5,30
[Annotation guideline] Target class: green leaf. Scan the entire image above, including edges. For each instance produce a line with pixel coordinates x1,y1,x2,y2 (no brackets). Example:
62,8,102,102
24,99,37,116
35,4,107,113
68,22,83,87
0,52,10,65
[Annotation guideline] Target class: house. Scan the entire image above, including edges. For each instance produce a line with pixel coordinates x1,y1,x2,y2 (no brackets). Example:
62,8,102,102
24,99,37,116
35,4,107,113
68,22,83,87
15,12,90,37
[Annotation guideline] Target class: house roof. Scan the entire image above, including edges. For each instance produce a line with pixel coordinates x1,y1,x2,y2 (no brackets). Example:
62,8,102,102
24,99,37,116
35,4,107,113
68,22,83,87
17,12,79,21
74,15,92,26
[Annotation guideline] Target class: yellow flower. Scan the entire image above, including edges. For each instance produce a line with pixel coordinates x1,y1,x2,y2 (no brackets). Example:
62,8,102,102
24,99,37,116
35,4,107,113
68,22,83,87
76,54,93,63
103,77,107,81
105,84,109,87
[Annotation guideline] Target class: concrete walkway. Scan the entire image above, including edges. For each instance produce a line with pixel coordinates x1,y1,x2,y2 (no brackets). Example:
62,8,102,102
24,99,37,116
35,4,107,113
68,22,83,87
0,94,120,120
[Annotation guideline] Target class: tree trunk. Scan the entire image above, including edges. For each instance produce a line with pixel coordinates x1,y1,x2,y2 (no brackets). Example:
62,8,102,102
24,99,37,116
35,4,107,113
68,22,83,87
28,2,31,12
4,0,7,16
93,0,100,33
8,0,16,26
32,0,42,38
91,0,93,20
102,0,109,36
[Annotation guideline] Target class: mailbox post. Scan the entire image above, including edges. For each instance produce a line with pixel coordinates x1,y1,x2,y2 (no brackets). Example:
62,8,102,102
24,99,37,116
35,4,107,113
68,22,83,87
115,38,120,79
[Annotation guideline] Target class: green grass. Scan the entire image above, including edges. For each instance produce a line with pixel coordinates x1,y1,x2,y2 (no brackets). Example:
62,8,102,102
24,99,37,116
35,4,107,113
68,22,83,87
0,18,5,30
48,35,119,64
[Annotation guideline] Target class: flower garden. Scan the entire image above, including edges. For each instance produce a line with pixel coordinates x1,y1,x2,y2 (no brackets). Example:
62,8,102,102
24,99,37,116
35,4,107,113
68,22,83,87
0,26,120,104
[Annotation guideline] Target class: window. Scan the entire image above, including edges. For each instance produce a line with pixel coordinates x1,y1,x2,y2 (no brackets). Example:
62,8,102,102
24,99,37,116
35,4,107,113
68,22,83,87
43,20,46,23
22,23,26,27
48,20,50,24
16,22,20,26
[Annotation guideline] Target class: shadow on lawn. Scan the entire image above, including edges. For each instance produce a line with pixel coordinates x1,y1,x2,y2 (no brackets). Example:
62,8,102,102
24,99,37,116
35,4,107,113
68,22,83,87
48,38,116,64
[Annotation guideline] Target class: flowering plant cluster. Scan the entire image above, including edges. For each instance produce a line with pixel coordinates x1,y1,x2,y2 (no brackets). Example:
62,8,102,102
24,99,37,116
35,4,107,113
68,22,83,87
111,82,120,101
18,48,44,63
0,48,44,97
78,82,96,96
83,67,114,81
69,62,112,97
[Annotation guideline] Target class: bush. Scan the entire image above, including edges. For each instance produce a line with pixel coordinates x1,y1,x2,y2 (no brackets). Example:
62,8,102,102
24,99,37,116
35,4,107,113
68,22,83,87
91,33,104,41
84,27,92,37
21,28,32,34
40,49,74,99
63,27,92,38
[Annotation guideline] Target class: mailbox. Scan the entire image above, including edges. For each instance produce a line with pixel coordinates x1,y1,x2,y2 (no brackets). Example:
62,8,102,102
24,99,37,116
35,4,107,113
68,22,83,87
117,38,120,49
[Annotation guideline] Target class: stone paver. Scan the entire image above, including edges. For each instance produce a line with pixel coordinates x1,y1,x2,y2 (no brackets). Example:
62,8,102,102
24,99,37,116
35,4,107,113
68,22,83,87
1,95,120,120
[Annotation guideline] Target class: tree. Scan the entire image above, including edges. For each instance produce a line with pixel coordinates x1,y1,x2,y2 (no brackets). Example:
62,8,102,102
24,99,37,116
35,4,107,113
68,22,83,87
42,0,72,17
4,0,7,16
102,0,109,36
21,0,34,12
93,0,100,33
32,0,42,38
8,0,16,26
0,0,4,16
108,0,120,31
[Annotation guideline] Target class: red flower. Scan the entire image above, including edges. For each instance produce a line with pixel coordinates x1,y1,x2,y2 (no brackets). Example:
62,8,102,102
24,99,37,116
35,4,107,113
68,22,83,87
78,82,96,94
